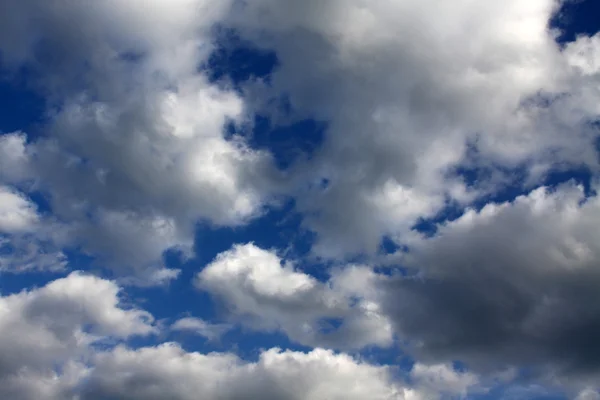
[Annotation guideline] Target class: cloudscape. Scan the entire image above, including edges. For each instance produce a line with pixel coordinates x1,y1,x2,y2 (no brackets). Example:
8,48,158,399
1,0,600,399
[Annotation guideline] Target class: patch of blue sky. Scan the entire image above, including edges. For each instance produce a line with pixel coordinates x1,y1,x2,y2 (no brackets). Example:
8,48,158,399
551,0,600,44
0,66,47,135
203,28,279,88
413,162,595,237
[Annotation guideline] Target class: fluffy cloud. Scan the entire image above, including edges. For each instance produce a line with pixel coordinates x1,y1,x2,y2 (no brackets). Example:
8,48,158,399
0,272,480,400
0,133,32,184
0,186,39,233
0,184,67,272
410,363,479,398
78,345,409,400
171,317,231,341
224,0,600,257
2,0,600,397
0,341,482,400
0,272,154,400
0,235,67,273
576,389,600,400
0,0,282,282
376,183,600,376
197,243,393,349
74,344,480,400
193,184,600,384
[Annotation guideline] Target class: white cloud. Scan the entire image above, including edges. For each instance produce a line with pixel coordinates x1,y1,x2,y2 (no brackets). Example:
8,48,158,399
0,272,483,400
0,186,39,233
171,317,231,341
0,133,32,184
224,0,600,258
576,389,600,400
411,363,479,398
1,0,600,396
79,345,410,400
0,272,154,400
0,0,282,283
0,185,68,273
197,243,393,349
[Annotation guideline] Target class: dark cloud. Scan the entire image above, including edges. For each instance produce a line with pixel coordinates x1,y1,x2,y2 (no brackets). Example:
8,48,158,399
379,184,600,376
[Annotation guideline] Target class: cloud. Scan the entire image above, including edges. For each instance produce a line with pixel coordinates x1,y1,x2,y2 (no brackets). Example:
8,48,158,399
76,345,480,400
0,185,39,233
197,243,393,349
224,0,600,258
0,272,155,400
576,389,600,400
0,0,282,282
0,185,67,273
191,185,600,384
0,341,483,400
410,363,479,398
0,272,480,400
78,345,406,400
1,0,600,397
0,133,32,184
171,317,232,341
0,235,67,273
375,183,600,375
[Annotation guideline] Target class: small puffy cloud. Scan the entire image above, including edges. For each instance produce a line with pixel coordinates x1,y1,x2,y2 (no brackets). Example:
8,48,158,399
0,185,68,273
576,389,600,400
171,317,231,341
411,363,479,398
0,133,32,184
0,186,39,233
197,243,393,349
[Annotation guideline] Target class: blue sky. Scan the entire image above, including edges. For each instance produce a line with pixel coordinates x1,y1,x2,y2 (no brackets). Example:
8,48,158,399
1,1,600,399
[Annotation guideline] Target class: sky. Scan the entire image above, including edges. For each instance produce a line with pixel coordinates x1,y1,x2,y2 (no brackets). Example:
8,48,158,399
0,0,600,399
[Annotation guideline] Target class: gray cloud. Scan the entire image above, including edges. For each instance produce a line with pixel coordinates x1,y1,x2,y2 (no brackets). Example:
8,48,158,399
0,0,283,282
378,183,600,377
224,0,600,258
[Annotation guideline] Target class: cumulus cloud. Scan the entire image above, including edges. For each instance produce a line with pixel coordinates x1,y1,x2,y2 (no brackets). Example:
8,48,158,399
410,363,479,398
222,0,600,258
2,0,600,397
0,133,32,184
0,272,481,400
0,0,282,282
0,272,155,400
0,185,39,233
375,183,600,375
0,184,67,273
78,345,408,400
0,342,482,400
74,345,481,400
193,185,600,385
197,243,393,349
576,389,600,400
